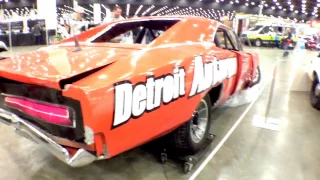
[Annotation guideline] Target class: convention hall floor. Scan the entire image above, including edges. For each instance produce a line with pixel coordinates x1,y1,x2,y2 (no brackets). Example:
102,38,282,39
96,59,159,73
0,46,319,180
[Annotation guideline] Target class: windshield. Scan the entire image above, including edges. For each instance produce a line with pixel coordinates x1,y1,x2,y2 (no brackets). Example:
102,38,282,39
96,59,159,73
248,25,263,31
92,19,179,44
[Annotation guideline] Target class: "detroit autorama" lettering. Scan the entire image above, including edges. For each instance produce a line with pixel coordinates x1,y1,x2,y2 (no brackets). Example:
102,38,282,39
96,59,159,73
189,55,237,97
113,68,186,127
112,55,237,128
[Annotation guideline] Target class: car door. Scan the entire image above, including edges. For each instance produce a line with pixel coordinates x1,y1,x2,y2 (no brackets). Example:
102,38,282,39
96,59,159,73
258,26,274,45
215,26,251,93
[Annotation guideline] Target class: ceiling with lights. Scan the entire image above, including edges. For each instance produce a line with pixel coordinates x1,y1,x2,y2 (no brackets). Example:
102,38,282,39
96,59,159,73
69,4,236,21
262,0,320,18
0,0,320,21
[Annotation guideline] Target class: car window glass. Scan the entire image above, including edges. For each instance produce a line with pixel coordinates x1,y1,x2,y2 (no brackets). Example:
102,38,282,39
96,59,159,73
214,28,236,50
91,20,179,44
228,30,240,51
248,25,262,31
225,36,233,50
273,26,280,32
266,26,272,33
259,26,269,34
214,30,226,49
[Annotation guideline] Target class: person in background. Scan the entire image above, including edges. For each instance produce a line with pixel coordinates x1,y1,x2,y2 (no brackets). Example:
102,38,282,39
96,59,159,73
313,35,318,43
67,7,89,36
101,6,125,43
32,22,42,45
274,30,280,48
102,6,125,24
283,28,292,57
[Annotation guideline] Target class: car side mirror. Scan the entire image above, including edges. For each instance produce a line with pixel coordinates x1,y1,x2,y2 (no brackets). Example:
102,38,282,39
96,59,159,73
0,41,8,53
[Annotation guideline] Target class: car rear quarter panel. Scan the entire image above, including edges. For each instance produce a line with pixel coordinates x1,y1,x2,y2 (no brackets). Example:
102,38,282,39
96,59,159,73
250,52,259,70
62,43,239,157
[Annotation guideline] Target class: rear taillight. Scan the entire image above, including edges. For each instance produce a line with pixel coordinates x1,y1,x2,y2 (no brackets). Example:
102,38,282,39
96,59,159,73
4,96,74,127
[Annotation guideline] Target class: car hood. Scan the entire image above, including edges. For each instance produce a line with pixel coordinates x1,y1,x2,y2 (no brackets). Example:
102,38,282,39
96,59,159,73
0,44,142,90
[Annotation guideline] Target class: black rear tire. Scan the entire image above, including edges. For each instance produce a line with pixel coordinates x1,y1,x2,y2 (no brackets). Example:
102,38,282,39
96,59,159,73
310,75,320,110
171,94,212,155
251,66,261,87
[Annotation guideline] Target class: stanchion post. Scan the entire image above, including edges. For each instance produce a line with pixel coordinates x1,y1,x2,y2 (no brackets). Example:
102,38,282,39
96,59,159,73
257,1,265,22
46,29,49,46
264,61,277,121
251,59,281,132
247,38,252,46
8,21,12,55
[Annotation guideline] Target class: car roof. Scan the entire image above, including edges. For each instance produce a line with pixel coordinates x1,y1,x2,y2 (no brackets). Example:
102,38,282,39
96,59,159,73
108,16,229,33
59,16,228,45
124,15,223,25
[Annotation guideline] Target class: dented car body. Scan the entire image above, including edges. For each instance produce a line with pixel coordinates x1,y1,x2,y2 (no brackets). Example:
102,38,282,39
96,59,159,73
0,16,260,167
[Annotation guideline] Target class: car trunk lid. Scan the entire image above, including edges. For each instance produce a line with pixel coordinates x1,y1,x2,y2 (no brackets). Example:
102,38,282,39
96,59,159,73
0,44,142,90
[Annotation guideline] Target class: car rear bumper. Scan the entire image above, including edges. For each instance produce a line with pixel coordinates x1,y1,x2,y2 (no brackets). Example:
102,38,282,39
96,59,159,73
0,108,97,167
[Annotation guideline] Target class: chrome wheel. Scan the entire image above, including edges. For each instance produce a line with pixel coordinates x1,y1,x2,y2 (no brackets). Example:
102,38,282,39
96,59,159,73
190,99,209,144
255,39,262,47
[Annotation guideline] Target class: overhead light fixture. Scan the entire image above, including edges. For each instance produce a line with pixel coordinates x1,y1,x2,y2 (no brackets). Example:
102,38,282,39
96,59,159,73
134,5,143,16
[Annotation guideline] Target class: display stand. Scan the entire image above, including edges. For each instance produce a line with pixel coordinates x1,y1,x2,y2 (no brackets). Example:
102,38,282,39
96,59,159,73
252,61,281,131
142,133,216,174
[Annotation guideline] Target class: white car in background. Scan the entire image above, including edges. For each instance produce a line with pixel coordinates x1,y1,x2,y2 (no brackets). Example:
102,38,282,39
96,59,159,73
308,54,320,110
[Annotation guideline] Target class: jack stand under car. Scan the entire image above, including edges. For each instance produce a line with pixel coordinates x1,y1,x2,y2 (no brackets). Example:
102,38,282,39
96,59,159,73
143,133,216,174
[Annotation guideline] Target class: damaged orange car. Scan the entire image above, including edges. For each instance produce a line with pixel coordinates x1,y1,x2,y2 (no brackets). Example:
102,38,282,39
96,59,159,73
0,16,260,167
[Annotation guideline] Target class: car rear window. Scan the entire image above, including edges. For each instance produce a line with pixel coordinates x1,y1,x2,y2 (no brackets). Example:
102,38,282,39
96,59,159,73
91,19,180,44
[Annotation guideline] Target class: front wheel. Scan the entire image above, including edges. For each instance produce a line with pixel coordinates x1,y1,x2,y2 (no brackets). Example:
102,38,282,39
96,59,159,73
310,76,320,110
255,39,262,47
171,94,212,154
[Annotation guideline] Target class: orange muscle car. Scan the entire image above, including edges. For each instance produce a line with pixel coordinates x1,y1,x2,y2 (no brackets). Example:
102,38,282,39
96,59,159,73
0,16,260,167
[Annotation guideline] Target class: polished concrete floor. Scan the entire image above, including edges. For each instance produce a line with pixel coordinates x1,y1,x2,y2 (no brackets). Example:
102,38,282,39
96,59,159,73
0,46,319,180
